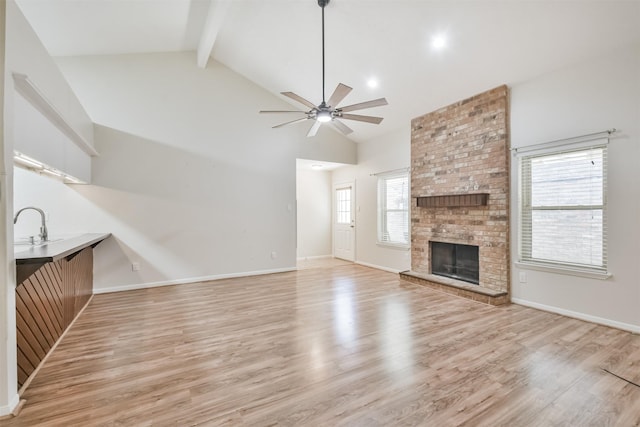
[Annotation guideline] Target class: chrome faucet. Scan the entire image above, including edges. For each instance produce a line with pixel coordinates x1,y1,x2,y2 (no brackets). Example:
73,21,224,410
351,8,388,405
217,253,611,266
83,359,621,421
14,207,48,242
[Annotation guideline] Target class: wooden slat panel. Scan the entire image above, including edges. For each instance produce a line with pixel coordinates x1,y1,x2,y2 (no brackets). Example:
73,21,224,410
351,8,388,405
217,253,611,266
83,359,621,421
15,329,38,374
16,308,51,358
74,248,94,318
44,261,64,329
16,354,30,388
62,255,75,328
27,270,62,338
16,271,62,388
42,261,63,301
33,267,64,333
18,283,56,348
61,247,93,327
15,310,46,360
16,248,94,389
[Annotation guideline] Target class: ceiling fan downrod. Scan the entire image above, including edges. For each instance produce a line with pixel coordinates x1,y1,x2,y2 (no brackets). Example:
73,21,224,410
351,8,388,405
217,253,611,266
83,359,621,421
318,0,330,106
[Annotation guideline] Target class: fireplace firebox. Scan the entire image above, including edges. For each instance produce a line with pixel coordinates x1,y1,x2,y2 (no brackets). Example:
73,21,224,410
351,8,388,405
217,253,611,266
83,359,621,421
430,242,479,285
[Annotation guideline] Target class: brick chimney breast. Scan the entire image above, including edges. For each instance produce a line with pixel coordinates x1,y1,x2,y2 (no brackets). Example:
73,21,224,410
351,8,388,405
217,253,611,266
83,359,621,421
410,85,510,296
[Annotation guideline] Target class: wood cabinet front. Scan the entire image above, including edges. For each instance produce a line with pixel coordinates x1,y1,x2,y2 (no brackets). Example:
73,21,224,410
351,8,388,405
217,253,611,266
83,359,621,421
16,247,93,388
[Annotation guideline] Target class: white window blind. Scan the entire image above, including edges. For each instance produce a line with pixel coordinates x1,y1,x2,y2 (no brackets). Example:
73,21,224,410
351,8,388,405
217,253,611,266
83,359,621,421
378,173,409,246
520,144,607,271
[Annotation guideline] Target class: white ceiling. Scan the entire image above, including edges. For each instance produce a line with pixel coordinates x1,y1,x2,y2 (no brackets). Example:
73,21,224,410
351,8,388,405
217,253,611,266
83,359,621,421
15,0,640,143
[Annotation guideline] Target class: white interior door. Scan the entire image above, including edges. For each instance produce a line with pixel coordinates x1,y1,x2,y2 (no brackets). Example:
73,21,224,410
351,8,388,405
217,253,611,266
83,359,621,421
334,182,355,261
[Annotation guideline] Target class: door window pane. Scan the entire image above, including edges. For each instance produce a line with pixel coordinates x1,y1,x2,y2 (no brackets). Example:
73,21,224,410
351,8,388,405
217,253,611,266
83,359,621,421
336,188,351,224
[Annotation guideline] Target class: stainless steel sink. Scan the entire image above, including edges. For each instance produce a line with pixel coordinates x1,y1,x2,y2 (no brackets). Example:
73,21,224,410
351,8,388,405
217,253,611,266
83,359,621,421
14,238,63,248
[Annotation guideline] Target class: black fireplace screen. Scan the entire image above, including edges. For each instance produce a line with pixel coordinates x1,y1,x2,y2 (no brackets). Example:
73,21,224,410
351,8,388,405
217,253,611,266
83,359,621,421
431,242,479,285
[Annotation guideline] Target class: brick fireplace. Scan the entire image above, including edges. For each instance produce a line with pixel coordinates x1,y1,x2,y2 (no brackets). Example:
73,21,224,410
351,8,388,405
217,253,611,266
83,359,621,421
400,85,510,305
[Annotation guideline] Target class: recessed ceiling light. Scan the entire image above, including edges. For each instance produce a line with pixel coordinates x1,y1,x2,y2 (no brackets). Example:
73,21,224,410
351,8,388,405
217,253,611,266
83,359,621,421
367,78,378,89
431,34,447,50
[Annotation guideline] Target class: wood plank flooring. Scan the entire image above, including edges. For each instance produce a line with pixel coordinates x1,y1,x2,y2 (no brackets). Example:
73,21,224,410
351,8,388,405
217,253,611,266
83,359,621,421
6,263,640,426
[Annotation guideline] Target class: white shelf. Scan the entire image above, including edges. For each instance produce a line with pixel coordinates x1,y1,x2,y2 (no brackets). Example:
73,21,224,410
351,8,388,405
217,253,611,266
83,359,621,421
13,73,98,157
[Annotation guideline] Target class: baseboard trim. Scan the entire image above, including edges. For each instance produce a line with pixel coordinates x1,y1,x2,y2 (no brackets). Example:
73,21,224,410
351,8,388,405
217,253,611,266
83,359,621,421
355,260,402,274
511,298,640,334
93,267,297,294
0,394,20,419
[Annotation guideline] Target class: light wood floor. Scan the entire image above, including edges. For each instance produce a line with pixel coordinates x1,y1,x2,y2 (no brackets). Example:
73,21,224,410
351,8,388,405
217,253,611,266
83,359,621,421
7,263,640,426
296,256,353,270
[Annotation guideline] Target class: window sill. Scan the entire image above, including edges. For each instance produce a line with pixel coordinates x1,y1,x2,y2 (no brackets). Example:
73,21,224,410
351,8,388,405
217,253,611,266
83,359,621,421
376,242,410,251
515,261,612,280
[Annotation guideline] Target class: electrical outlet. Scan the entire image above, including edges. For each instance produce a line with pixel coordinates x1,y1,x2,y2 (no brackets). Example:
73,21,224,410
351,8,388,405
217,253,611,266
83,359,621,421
132,262,141,272
519,271,527,283
271,251,277,259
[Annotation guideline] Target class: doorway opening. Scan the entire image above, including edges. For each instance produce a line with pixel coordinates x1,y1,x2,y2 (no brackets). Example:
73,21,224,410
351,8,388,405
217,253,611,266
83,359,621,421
295,159,351,267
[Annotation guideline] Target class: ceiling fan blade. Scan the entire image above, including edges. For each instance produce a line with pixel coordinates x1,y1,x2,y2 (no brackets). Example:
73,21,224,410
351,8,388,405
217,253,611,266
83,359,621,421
307,120,322,137
327,83,352,108
339,113,384,124
281,92,317,110
332,119,353,135
260,110,307,114
273,117,310,129
339,97,388,112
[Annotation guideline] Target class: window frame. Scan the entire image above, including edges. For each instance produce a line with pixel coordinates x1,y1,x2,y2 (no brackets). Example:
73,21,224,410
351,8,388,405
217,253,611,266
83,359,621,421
518,142,608,275
377,171,410,249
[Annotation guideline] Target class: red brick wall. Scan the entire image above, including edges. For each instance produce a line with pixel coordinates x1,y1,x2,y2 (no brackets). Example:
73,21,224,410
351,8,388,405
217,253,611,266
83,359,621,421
410,85,510,293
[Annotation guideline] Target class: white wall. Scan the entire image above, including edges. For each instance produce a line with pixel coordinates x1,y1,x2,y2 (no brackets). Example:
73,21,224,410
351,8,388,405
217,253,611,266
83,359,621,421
296,168,332,259
0,2,15,416
33,52,356,292
510,43,640,331
13,168,100,239
332,127,411,273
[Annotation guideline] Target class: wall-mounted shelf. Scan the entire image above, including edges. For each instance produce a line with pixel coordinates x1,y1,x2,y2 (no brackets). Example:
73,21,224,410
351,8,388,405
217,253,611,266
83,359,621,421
13,73,99,157
416,193,489,208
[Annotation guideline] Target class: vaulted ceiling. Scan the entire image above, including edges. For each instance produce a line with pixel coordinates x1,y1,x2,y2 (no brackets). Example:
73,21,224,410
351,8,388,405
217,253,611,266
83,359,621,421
15,0,640,142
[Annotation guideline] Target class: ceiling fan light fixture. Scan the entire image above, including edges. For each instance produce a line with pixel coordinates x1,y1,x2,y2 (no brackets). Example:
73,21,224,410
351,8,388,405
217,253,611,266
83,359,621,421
316,110,332,122
431,34,447,50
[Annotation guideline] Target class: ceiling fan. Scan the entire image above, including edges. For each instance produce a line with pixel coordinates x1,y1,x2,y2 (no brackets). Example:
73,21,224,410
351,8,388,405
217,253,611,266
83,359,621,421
260,0,388,137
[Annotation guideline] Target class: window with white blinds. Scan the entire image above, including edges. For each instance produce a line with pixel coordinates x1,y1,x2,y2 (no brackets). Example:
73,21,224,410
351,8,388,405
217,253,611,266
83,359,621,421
378,172,409,247
520,144,607,271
